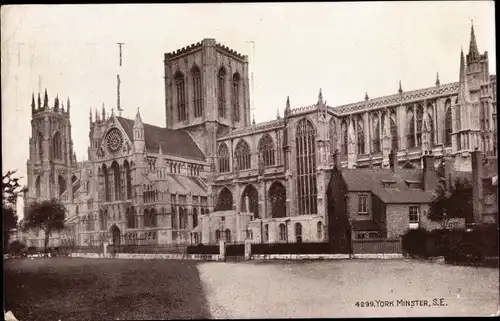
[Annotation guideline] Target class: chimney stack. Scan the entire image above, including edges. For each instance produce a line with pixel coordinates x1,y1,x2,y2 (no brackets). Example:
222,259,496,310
422,150,437,191
471,148,484,224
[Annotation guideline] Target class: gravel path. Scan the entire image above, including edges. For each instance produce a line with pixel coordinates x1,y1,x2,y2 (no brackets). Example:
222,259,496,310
198,259,499,318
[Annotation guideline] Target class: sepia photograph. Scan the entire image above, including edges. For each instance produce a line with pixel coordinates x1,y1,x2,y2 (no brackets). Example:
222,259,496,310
1,2,498,320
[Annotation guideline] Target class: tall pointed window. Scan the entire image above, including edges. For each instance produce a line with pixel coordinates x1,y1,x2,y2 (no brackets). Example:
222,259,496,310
111,161,122,201
38,132,44,161
372,115,380,153
102,165,110,202
341,120,348,156
455,103,461,133
58,175,66,197
232,73,241,122
407,111,415,148
357,117,365,154
52,132,62,160
444,103,452,146
124,160,132,200
175,72,187,121
217,143,230,173
390,112,398,151
192,66,202,118
329,118,336,160
296,118,317,215
218,67,226,118
235,139,251,170
35,176,41,198
416,106,423,146
258,134,275,167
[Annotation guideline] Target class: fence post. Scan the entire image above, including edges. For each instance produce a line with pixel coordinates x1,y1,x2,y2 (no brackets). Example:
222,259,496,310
244,240,251,260
219,239,226,261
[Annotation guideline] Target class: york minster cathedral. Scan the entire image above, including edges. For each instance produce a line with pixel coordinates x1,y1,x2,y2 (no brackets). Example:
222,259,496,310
24,25,497,249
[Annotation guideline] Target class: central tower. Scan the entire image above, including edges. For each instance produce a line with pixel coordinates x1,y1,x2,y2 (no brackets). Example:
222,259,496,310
163,39,251,167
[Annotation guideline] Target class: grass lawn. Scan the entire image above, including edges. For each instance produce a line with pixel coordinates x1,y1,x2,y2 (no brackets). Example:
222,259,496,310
4,258,210,320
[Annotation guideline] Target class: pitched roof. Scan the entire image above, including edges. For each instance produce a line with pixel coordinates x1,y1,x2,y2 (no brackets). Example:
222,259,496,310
341,168,437,204
116,116,205,161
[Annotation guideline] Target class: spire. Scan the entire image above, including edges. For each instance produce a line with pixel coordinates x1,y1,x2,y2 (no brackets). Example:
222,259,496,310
318,88,323,105
458,47,471,103
31,93,35,112
43,89,48,108
284,96,291,117
54,95,59,111
364,92,369,101
67,97,71,115
37,92,42,109
252,113,256,125
102,103,106,120
468,20,479,61
276,108,281,120
398,80,403,94
61,102,65,113
111,108,115,118
95,108,100,122
435,72,440,86
134,107,143,127
89,107,93,123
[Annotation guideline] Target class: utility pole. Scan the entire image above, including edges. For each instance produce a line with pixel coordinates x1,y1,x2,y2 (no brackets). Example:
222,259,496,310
117,42,125,116
245,41,256,124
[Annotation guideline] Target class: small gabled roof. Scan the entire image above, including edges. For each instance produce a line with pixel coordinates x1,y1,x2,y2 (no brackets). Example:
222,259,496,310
340,168,437,204
116,116,205,161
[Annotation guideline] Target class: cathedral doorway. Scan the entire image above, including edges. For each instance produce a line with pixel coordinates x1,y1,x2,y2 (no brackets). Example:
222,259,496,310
110,225,121,246
216,187,233,211
269,182,286,218
240,184,259,218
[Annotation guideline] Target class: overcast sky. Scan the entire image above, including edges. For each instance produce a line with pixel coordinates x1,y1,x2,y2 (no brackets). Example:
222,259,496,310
1,2,496,191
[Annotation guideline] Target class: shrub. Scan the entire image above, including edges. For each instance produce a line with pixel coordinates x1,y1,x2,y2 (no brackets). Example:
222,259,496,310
8,241,26,255
401,228,429,258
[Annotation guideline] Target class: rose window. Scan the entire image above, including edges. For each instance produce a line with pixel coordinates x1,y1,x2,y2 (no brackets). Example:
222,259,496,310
106,128,123,152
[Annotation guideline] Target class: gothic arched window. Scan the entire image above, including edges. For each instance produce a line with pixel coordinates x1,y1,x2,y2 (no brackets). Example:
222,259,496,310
295,222,303,243
390,112,398,151
444,102,452,146
175,72,187,121
258,134,275,167
144,209,150,227
171,206,177,229
193,208,198,228
357,117,365,154
372,115,381,153
102,165,110,202
192,66,202,118
407,111,415,148
111,161,122,201
416,105,424,147
341,120,348,156
38,132,43,161
232,73,241,122
329,118,336,160
126,207,134,229
52,132,62,160
296,118,317,215
217,143,230,173
58,175,66,197
35,176,41,197
235,139,251,170
216,187,233,211
218,67,226,118
124,160,132,200
455,103,461,133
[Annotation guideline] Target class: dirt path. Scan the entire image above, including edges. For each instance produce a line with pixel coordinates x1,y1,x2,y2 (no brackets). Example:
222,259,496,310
197,260,499,318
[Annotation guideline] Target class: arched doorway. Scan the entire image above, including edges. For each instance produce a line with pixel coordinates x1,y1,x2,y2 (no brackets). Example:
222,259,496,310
240,184,259,218
216,187,233,211
110,225,121,246
295,223,303,243
269,182,286,218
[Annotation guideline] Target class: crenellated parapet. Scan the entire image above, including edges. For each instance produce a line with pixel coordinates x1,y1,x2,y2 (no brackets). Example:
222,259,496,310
31,89,71,118
164,41,203,60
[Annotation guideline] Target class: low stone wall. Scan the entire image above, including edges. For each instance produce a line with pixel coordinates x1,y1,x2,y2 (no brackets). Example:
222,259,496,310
250,253,404,260
69,252,221,261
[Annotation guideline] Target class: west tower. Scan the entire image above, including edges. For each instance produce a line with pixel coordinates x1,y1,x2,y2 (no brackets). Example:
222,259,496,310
27,90,76,201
